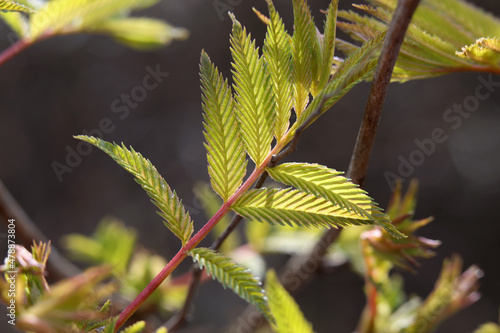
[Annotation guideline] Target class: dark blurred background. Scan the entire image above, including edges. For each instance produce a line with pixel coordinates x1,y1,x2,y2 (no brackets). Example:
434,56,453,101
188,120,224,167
0,0,499,332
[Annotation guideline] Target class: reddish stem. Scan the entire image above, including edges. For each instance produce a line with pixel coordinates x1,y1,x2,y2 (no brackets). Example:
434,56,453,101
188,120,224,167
0,39,31,67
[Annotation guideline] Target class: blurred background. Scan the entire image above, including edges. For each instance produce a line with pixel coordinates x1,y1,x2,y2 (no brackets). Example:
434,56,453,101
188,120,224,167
0,0,499,332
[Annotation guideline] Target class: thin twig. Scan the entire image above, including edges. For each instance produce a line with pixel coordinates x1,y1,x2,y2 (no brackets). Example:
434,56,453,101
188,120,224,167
232,0,421,330
0,180,80,280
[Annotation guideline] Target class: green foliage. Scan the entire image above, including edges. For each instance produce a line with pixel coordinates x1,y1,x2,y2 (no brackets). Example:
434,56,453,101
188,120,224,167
0,0,187,49
75,136,194,245
337,0,500,81
201,51,247,201
188,247,273,323
266,270,313,333
230,12,276,166
63,217,136,275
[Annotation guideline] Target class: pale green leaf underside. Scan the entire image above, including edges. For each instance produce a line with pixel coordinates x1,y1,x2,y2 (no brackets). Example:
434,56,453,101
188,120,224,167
200,50,247,202
266,270,313,333
263,0,293,141
267,163,376,220
0,1,34,13
230,13,276,166
75,136,193,244
30,0,160,40
291,0,317,114
189,247,273,323
318,0,339,89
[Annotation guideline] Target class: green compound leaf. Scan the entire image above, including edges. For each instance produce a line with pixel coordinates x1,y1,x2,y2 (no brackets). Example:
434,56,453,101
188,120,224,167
75,136,194,245
233,187,377,230
0,1,35,13
230,13,276,166
92,18,188,50
200,51,247,202
266,270,313,333
29,0,160,40
188,247,274,323
262,0,293,141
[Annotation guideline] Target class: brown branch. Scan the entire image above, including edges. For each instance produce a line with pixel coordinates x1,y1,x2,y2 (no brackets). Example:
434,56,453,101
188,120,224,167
231,0,421,330
0,180,80,280
347,0,422,187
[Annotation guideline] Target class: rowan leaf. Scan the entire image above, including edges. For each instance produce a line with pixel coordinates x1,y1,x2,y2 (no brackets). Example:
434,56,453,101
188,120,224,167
230,13,276,166
291,0,319,115
75,136,193,245
267,163,377,221
188,248,273,323
263,0,293,141
200,51,247,201
233,188,377,230
266,270,313,333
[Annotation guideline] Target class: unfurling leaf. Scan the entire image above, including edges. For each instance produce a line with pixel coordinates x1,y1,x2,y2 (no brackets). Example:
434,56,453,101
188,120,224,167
188,247,273,323
266,270,313,333
75,136,193,245
230,13,276,166
200,51,247,201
